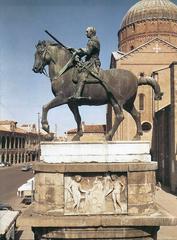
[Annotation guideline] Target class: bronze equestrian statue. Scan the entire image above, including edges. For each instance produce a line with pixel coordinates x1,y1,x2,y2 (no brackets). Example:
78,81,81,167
32,30,163,141
68,26,102,101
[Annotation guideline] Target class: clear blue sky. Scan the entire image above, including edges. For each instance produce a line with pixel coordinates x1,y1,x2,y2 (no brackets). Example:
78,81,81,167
1,0,176,135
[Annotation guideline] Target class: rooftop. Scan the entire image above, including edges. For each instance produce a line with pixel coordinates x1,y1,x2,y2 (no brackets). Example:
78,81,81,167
121,0,177,29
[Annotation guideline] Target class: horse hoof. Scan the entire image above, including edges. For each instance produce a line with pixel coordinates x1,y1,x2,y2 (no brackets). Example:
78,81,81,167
42,123,49,132
132,134,141,141
72,135,81,141
44,133,54,141
105,134,112,141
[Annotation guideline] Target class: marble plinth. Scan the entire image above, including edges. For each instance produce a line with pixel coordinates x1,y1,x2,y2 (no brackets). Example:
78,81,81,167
40,141,151,163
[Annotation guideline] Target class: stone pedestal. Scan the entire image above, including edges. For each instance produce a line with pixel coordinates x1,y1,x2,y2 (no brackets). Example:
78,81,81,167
20,141,177,240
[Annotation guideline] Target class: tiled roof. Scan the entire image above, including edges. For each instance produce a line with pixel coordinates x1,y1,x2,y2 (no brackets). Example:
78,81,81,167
0,126,8,131
67,124,106,134
0,120,17,125
0,125,27,134
0,120,44,135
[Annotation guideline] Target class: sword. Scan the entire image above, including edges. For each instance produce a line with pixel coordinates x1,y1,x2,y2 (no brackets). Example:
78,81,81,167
45,30,77,77
45,30,70,51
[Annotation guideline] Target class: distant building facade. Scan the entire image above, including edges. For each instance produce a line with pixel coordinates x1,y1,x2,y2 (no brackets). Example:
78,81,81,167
0,121,43,165
109,0,177,192
66,122,106,142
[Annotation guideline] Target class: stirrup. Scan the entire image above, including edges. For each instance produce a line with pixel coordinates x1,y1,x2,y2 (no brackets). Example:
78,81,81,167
68,95,91,101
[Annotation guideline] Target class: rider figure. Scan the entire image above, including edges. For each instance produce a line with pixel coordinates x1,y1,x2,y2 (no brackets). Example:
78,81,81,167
71,26,101,100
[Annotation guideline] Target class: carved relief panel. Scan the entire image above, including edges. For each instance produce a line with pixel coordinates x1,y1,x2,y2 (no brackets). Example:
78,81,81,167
64,173,127,215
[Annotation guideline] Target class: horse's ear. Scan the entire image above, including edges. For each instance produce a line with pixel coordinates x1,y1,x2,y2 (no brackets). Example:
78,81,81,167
42,40,46,46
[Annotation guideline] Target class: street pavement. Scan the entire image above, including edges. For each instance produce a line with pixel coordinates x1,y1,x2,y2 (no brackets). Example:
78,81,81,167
156,187,177,240
0,165,33,206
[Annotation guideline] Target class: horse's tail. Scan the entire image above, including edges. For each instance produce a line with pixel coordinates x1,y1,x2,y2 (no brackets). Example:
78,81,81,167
138,75,163,100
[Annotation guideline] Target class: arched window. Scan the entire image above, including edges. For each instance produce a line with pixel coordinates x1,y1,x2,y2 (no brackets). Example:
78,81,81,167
22,138,25,148
19,138,22,148
11,137,14,149
7,136,10,149
19,154,21,164
15,154,18,164
11,155,14,164
2,154,5,163
15,137,18,148
22,154,25,163
2,136,6,149
6,154,9,163
139,93,145,111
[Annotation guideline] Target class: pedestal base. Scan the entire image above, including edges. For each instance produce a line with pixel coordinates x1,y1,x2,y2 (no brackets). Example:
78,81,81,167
19,204,176,240
20,142,176,239
32,226,159,240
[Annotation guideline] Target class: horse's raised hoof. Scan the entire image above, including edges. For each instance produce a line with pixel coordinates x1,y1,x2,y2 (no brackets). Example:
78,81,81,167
72,134,81,141
42,123,50,132
44,133,54,141
105,134,112,141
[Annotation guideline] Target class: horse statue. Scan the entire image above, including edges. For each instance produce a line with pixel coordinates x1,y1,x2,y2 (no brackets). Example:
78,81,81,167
32,40,163,141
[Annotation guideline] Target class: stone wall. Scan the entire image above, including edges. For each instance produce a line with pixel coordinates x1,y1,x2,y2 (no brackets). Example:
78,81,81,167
128,171,156,215
169,62,177,192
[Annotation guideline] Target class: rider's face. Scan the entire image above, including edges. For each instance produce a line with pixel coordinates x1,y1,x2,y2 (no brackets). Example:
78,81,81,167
85,28,92,38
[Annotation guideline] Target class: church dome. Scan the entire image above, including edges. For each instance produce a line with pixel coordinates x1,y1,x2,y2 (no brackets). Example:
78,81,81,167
121,0,177,29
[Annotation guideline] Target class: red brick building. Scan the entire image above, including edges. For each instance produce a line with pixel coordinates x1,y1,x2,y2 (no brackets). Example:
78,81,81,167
109,0,177,192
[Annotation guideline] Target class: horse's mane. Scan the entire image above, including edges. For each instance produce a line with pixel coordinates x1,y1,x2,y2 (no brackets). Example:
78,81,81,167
36,40,64,49
36,40,72,61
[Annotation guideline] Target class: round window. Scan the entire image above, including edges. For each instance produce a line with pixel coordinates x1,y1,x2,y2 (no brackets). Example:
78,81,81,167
142,122,152,132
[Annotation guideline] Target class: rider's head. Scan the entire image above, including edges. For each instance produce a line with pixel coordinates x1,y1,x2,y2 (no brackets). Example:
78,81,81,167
85,26,96,38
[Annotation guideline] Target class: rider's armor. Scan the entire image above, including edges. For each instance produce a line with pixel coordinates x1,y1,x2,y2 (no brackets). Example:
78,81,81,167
84,35,101,72
72,35,101,100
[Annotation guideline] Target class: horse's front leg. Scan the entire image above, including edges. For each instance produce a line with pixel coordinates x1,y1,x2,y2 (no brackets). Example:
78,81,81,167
41,96,67,138
68,103,83,141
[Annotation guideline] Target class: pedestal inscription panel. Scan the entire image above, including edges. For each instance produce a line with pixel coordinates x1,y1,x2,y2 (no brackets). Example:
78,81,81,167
64,173,127,215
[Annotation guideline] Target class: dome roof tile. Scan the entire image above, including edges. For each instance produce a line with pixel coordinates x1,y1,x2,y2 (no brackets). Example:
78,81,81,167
121,0,177,29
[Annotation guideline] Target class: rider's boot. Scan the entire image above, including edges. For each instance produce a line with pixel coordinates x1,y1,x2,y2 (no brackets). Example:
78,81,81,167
69,81,91,101
74,81,84,99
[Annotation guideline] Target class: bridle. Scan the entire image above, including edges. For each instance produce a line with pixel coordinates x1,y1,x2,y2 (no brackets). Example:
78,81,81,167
35,41,76,80
35,43,55,78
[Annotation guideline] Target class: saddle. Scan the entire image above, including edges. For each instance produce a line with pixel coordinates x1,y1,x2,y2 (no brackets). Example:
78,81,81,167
58,54,115,100
72,61,100,84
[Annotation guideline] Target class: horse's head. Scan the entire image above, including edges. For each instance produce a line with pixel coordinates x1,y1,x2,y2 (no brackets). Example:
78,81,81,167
32,40,52,74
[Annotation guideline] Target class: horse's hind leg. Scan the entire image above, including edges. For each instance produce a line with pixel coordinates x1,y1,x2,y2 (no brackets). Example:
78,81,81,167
124,103,143,140
106,100,124,141
68,103,83,141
